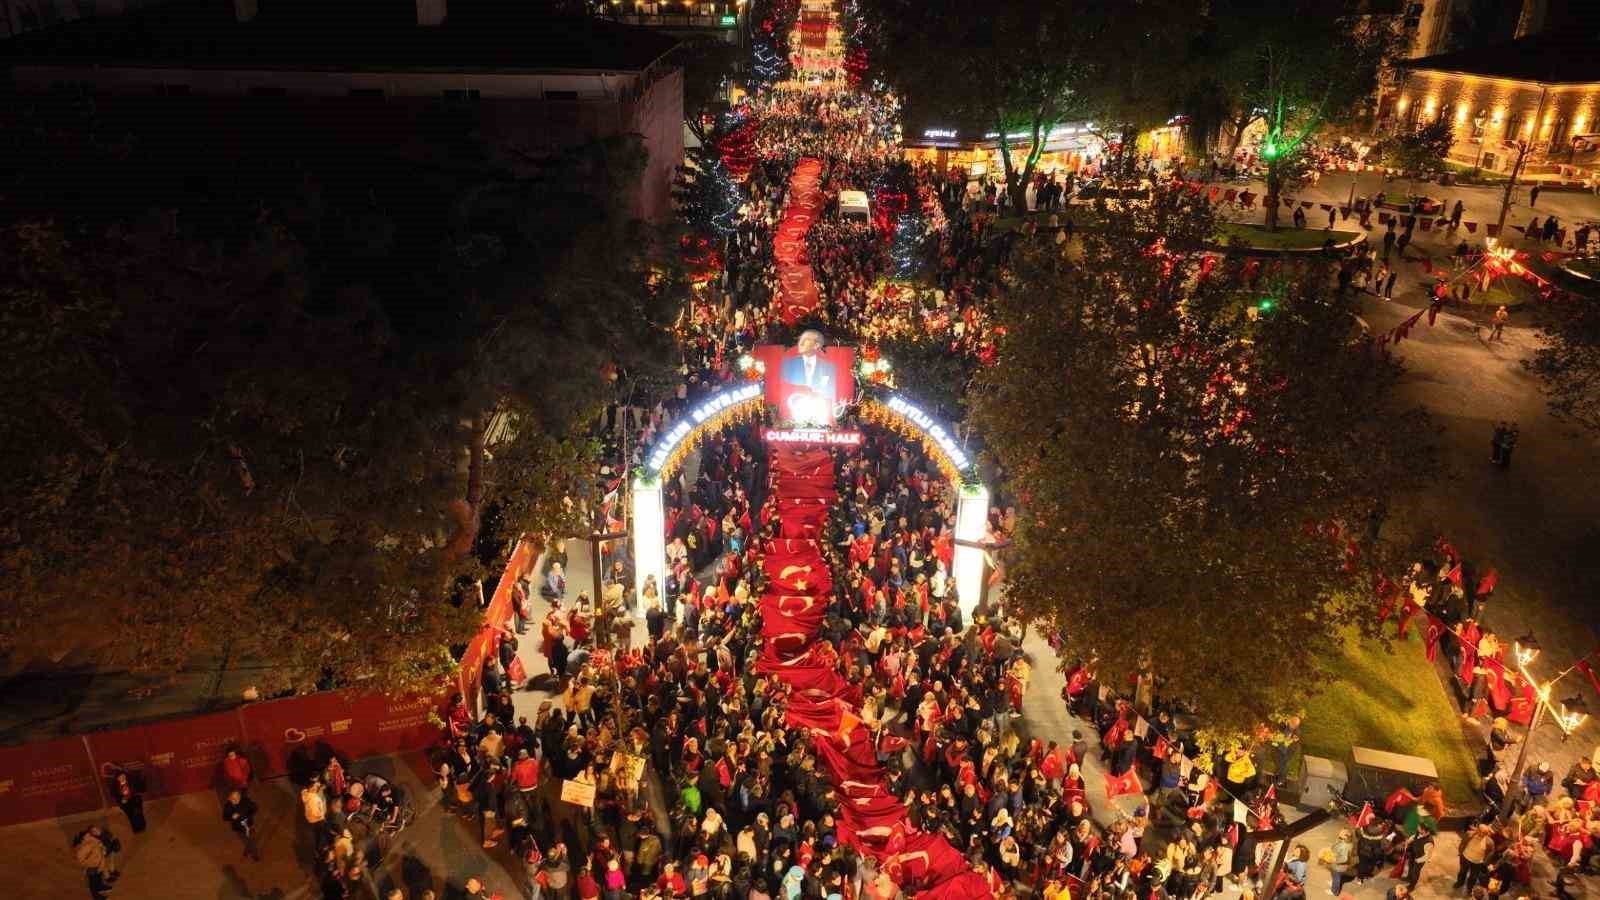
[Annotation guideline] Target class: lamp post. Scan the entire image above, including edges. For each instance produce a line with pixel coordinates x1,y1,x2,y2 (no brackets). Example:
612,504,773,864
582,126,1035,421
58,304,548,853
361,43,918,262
1497,634,1592,819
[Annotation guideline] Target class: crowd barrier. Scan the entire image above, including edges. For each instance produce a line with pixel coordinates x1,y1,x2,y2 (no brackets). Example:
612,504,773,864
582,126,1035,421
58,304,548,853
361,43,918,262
0,537,540,829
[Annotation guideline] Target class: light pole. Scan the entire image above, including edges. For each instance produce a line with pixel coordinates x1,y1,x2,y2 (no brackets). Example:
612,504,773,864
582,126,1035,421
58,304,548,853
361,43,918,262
1497,634,1592,819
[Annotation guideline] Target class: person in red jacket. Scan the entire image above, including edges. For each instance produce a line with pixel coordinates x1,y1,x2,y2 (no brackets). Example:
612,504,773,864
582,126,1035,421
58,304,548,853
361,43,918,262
511,749,541,797
657,860,689,897
221,748,252,792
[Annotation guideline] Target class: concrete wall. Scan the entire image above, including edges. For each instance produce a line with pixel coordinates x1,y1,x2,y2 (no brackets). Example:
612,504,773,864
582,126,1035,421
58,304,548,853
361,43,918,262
1390,70,1600,172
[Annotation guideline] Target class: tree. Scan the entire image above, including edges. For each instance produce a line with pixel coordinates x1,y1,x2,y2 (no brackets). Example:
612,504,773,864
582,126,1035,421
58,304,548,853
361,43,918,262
0,95,678,695
860,0,1088,213
1375,118,1454,199
968,188,1434,727
1527,293,1600,434
1194,0,1403,228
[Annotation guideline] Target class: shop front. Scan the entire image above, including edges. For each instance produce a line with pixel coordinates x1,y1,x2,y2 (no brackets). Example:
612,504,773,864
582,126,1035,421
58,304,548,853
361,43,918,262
901,122,1104,180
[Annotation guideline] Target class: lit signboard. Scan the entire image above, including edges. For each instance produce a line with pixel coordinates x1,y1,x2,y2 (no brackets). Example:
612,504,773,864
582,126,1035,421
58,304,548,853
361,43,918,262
885,395,971,472
762,428,864,446
720,14,737,25
644,383,762,473
923,129,957,139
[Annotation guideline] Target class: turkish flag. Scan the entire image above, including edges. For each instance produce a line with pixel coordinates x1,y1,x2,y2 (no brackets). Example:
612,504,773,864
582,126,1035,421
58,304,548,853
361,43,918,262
1423,618,1443,663
1349,801,1376,829
1477,568,1499,596
1105,769,1142,800
774,473,837,499
915,871,994,900
772,446,833,476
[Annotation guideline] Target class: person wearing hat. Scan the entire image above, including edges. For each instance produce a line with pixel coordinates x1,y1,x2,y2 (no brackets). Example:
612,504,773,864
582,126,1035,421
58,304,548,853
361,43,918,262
1524,761,1555,807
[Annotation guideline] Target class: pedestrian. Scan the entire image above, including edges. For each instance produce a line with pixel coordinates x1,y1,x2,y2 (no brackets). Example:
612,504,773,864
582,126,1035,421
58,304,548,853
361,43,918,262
1490,306,1508,341
111,771,146,834
1330,829,1356,896
1450,199,1464,230
1396,231,1411,260
1456,823,1494,892
1383,225,1396,261
221,748,252,793
222,788,262,861
1384,267,1398,300
1272,716,1302,784
1529,183,1541,208
1402,822,1433,890
302,776,331,849
1490,422,1508,465
1328,206,1337,229
1498,423,1520,469
73,824,120,899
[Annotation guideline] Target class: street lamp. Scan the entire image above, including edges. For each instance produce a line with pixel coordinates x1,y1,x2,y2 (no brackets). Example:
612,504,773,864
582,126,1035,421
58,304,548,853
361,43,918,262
1498,632,1589,819
1514,633,1540,668
1560,696,1590,735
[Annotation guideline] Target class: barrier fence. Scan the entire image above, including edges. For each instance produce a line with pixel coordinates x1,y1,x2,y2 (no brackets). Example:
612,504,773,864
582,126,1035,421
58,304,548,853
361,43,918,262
0,537,540,829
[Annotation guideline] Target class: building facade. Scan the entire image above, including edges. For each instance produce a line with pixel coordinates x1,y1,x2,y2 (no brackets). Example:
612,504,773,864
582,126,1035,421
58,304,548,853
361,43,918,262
1388,34,1600,177
4,0,687,221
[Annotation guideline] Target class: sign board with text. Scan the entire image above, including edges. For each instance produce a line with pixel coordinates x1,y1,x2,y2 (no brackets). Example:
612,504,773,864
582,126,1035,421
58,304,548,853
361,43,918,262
560,778,597,808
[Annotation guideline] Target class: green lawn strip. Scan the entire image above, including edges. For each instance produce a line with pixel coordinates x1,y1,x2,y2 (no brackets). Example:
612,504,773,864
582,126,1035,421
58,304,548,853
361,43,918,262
1215,222,1361,250
1299,627,1482,807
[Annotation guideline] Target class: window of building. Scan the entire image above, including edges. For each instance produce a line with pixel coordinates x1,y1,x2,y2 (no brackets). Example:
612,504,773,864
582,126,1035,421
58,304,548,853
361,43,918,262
1470,112,1486,139
1505,110,1525,142
1549,114,1571,149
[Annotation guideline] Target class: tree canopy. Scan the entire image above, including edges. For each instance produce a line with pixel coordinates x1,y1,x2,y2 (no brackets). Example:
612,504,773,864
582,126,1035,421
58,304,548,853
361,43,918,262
859,0,1092,209
0,93,678,695
1527,290,1600,434
969,190,1434,727
1188,0,1402,226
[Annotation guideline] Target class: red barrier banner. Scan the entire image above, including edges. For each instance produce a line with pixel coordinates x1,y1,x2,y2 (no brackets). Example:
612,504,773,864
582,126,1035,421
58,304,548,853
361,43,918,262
136,711,245,797
238,691,354,781
85,725,155,794
0,736,102,827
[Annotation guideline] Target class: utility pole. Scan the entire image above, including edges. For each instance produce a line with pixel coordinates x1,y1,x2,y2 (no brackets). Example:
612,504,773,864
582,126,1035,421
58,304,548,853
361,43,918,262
1495,84,1549,239
1499,697,1547,820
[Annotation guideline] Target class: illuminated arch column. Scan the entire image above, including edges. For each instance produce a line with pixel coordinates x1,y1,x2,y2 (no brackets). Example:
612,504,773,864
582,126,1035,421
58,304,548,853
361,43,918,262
631,474,665,619
952,482,990,621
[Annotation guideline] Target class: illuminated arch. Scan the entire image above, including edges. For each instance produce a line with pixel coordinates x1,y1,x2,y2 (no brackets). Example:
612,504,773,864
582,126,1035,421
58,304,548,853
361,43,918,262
630,386,992,618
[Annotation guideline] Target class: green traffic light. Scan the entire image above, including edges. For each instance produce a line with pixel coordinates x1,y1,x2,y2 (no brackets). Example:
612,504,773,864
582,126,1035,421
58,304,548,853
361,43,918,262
1261,141,1279,160
1258,299,1274,312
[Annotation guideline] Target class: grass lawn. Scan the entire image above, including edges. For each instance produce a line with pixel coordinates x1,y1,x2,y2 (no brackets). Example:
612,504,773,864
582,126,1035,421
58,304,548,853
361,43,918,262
1470,275,1542,308
1215,222,1361,250
1299,627,1482,808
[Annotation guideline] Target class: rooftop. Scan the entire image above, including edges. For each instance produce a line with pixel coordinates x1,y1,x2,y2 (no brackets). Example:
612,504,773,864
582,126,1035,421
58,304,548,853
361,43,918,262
2,0,683,73
1398,33,1600,85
